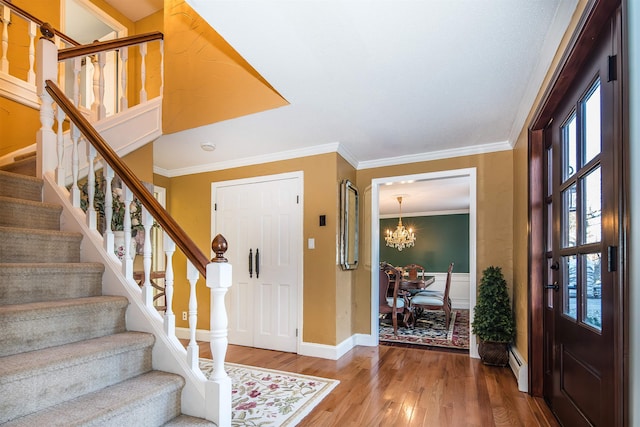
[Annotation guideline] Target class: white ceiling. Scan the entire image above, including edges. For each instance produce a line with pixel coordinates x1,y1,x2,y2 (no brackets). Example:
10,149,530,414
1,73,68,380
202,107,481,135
85,0,579,214
154,0,578,178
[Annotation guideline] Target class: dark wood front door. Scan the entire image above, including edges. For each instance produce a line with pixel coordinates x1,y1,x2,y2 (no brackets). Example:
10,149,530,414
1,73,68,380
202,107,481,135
541,13,622,427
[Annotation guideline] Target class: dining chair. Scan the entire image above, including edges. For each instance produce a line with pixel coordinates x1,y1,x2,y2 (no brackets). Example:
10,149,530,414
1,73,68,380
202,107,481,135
379,263,412,334
410,262,454,329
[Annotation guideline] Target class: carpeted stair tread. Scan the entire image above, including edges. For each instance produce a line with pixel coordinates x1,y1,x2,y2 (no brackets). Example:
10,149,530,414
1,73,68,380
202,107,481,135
0,296,128,357
0,170,42,201
0,332,157,424
0,331,154,384
0,225,82,263
2,370,184,427
1,153,37,177
0,195,62,230
164,415,217,426
0,262,105,305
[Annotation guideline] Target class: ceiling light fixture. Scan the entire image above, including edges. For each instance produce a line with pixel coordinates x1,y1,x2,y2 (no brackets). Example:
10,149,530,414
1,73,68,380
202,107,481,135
384,196,416,251
200,141,216,152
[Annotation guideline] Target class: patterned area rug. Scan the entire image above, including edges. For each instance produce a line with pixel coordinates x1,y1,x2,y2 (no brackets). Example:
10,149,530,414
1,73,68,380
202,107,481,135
199,359,339,426
379,309,470,350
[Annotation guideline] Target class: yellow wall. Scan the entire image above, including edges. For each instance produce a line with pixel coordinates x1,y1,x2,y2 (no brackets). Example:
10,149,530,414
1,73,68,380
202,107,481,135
162,0,288,135
0,98,40,157
165,153,345,345
354,151,514,335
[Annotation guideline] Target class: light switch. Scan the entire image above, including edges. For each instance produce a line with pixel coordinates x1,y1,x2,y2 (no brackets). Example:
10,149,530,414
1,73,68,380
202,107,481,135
308,238,315,249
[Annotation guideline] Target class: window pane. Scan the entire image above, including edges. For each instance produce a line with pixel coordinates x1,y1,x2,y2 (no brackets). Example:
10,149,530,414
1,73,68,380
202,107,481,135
563,113,577,180
547,258,554,309
562,184,577,247
546,203,553,252
583,80,601,165
563,255,577,319
583,253,602,330
583,166,602,244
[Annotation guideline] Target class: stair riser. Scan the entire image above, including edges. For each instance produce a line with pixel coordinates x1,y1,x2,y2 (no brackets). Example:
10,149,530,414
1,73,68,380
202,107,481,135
0,299,128,357
0,264,104,305
0,157,36,176
0,199,62,230
0,229,82,263
0,345,153,423
0,172,42,201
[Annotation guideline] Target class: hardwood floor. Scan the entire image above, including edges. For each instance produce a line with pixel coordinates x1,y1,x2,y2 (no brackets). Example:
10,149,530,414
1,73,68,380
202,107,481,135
197,343,560,426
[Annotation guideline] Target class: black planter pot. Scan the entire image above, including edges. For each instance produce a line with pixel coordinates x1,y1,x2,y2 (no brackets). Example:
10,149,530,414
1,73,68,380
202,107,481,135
478,340,509,366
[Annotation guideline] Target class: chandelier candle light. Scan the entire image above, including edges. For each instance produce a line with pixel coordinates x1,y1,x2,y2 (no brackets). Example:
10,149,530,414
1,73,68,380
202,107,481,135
385,196,416,251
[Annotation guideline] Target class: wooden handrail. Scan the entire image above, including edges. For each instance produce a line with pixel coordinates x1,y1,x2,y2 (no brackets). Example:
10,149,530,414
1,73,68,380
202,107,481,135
44,80,210,277
58,31,163,61
0,0,79,46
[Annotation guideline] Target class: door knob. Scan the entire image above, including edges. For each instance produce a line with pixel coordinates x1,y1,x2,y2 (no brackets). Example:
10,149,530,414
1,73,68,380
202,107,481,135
544,282,559,291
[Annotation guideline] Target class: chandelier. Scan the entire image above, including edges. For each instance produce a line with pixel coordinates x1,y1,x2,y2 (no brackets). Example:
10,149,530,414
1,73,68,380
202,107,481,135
385,196,416,251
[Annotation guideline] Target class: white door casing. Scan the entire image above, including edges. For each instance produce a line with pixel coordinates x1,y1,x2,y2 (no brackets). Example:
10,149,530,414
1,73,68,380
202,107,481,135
212,172,302,353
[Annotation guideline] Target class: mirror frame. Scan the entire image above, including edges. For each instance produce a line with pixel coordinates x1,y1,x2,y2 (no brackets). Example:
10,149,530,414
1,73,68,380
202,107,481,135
340,179,359,270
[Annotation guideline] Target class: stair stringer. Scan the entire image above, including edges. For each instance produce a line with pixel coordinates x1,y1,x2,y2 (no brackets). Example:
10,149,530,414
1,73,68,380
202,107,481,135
42,172,212,420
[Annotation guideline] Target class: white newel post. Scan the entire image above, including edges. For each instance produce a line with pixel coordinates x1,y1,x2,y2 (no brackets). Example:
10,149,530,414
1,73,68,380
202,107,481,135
36,26,59,179
205,234,232,426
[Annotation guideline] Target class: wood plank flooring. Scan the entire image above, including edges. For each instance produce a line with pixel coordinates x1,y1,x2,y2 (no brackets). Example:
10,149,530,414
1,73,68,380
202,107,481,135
196,343,560,427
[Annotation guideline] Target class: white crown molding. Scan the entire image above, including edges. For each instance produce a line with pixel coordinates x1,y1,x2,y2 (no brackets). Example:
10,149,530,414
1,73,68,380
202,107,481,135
357,141,513,170
380,208,469,219
156,140,512,177
155,142,341,178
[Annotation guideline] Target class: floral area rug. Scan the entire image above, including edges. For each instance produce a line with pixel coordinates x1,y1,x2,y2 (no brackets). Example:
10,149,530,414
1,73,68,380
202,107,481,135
199,359,339,426
379,309,470,350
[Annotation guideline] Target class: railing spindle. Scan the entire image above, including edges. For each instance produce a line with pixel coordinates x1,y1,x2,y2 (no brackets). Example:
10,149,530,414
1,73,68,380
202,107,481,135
103,166,114,252
164,234,176,336
141,206,154,309
139,42,147,102
119,46,128,111
55,105,65,186
86,144,97,230
122,184,134,277
70,125,80,207
1,6,9,73
186,261,199,370
28,21,36,84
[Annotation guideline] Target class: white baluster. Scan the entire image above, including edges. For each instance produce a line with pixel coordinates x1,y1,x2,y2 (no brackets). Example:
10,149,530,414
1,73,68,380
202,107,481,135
159,40,164,96
73,57,81,107
205,236,232,426
90,55,99,120
97,51,106,119
103,166,114,252
141,205,154,308
27,21,36,84
186,260,199,370
1,7,9,74
139,43,147,102
55,105,65,186
86,144,97,230
36,35,59,178
163,234,176,336
70,125,80,207
119,47,128,111
122,185,134,278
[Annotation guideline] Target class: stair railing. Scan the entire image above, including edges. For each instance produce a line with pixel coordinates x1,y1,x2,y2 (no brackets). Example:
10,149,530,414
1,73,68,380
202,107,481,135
1,0,161,121
35,26,231,426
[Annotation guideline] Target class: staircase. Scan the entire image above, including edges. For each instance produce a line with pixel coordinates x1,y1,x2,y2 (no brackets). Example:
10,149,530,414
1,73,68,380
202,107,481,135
0,160,213,426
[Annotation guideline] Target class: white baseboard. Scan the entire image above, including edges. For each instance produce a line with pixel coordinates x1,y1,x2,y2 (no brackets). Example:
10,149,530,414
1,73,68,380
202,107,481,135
509,346,529,392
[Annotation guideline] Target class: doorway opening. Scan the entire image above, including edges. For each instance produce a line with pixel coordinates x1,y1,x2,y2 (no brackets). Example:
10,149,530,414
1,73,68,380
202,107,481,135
370,168,478,358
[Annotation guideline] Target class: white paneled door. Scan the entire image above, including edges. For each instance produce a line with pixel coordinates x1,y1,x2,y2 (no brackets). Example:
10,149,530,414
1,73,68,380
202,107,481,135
212,173,301,353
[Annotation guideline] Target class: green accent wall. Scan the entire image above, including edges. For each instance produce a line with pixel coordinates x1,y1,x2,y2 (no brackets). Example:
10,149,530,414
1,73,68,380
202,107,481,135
380,214,469,273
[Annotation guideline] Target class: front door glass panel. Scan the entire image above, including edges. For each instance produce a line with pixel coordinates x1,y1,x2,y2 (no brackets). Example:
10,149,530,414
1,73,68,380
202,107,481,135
583,252,602,330
563,255,577,319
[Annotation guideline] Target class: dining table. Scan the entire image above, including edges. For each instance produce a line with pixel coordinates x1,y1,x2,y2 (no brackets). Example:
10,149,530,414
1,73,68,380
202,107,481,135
400,275,436,295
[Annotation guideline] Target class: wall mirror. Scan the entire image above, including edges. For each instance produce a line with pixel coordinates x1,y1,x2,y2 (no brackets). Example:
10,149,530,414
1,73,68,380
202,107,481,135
340,179,359,270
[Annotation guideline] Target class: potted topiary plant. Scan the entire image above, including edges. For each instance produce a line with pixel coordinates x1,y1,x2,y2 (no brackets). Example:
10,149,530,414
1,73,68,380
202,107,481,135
471,266,516,366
